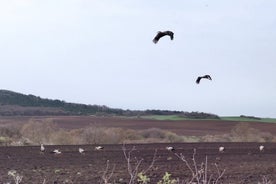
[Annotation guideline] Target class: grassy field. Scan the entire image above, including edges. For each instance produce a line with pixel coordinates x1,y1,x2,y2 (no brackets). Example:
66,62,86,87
140,115,188,121
221,116,276,123
140,115,276,123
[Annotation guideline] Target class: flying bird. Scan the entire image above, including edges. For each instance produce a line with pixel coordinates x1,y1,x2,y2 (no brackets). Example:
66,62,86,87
153,31,174,44
196,75,212,84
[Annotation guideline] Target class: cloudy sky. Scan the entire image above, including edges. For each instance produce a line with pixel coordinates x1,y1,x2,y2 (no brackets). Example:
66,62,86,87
0,0,276,117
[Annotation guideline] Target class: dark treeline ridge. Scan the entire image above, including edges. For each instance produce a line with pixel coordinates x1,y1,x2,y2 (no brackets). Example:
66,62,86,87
0,89,219,119
240,115,261,120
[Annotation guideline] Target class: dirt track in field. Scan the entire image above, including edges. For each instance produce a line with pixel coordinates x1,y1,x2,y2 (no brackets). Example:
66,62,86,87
0,142,275,184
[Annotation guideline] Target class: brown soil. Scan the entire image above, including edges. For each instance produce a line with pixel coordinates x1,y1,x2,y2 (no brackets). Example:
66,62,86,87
0,142,275,184
1,116,276,183
1,116,276,136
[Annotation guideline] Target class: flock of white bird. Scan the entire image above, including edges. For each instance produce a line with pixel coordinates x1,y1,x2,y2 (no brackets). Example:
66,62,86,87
40,144,265,155
218,145,265,153
40,144,104,155
166,145,265,153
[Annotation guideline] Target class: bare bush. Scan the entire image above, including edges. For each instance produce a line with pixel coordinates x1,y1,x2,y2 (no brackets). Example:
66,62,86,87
258,175,273,184
104,128,125,144
122,129,143,141
67,129,83,144
140,128,166,139
8,170,23,184
81,125,107,144
0,124,21,139
50,130,74,145
174,149,225,184
101,160,116,184
165,132,184,142
138,128,185,143
201,134,231,142
230,122,274,142
122,144,158,184
0,124,22,145
20,119,57,144
80,125,125,144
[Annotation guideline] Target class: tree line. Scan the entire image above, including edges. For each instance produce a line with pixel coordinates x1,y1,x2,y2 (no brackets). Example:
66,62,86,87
0,89,219,119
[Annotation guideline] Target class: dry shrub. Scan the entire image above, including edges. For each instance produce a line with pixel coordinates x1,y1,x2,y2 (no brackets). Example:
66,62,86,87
140,128,166,139
50,130,74,145
68,129,83,144
202,123,275,142
20,119,58,144
230,122,274,142
0,124,21,138
104,128,125,144
0,124,22,145
181,136,201,142
122,129,142,141
165,132,184,142
81,126,107,144
80,125,127,144
138,128,186,143
201,134,231,142
258,132,274,142
0,136,12,145
79,126,187,144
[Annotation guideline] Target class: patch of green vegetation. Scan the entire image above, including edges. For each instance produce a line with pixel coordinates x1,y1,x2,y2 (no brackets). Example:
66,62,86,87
157,172,177,184
140,115,218,121
221,116,276,123
140,115,187,121
140,115,276,123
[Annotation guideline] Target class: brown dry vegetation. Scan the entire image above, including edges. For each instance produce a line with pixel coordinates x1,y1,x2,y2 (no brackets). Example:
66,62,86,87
0,116,275,146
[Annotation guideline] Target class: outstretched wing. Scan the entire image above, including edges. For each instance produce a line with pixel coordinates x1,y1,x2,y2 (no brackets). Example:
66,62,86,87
196,77,201,84
164,31,174,40
203,75,212,80
153,31,164,44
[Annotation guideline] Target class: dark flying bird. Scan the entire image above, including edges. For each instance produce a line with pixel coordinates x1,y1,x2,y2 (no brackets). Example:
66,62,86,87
196,75,212,84
153,31,174,44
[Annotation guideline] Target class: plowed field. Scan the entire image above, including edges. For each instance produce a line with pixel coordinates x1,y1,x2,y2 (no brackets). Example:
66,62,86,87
0,142,275,184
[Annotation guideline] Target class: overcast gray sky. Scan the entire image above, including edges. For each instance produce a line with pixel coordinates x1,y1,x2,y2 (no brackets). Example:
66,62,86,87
1,0,276,117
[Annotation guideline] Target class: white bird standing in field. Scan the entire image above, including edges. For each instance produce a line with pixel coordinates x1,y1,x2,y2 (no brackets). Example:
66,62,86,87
219,146,225,153
259,145,264,152
166,146,175,151
79,148,85,154
40,144,45,153
95,146,104,150
52,149,61,154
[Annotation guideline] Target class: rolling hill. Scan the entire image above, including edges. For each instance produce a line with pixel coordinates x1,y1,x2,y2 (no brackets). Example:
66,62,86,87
0,89,219,118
